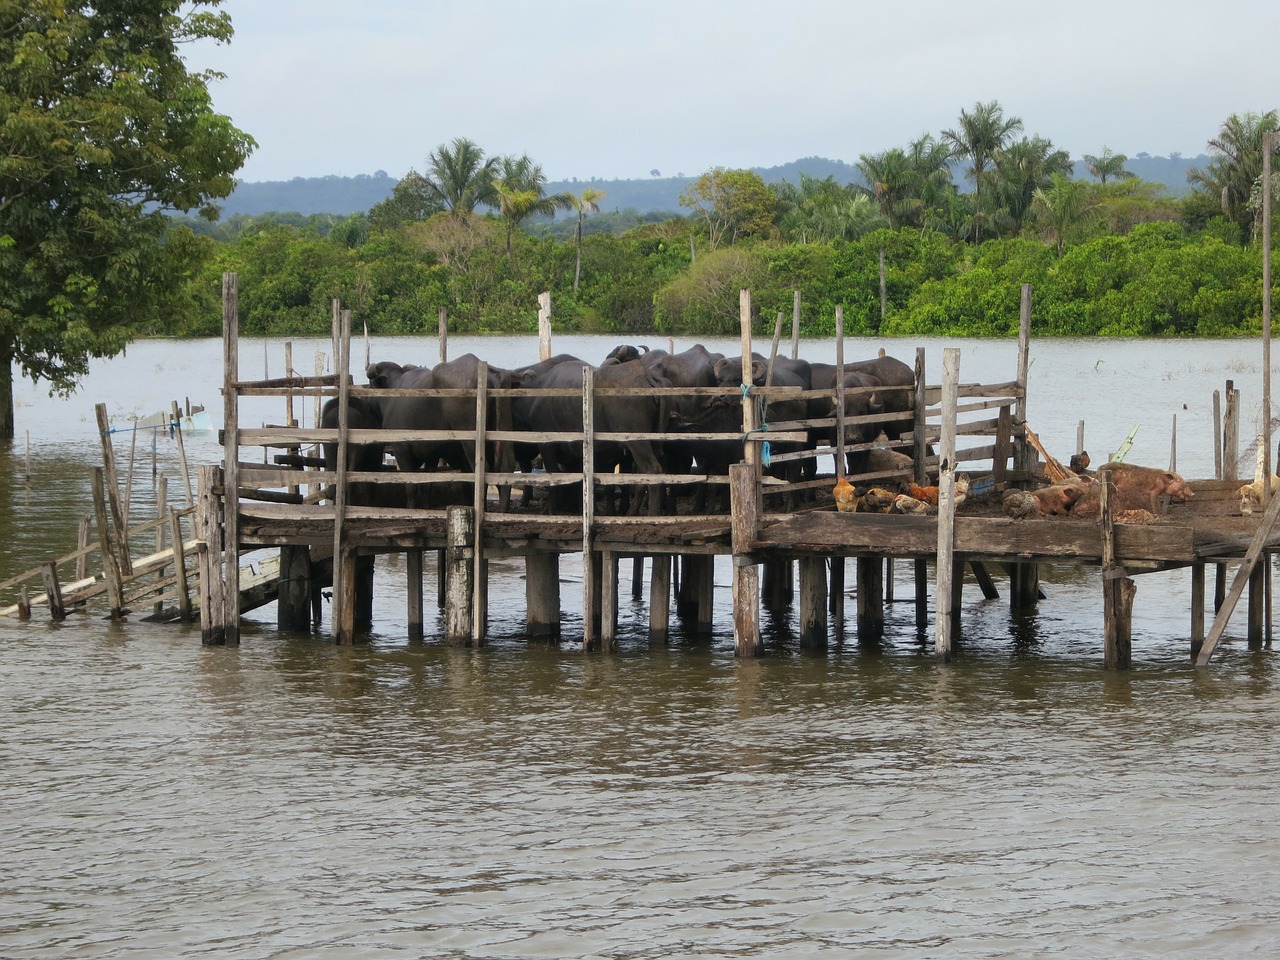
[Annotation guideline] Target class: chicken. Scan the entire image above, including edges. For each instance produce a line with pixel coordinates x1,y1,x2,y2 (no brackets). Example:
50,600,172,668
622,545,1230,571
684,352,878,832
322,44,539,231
900,481,940,506
1002,489,1039,520
834,477,858,513
892,493,933,515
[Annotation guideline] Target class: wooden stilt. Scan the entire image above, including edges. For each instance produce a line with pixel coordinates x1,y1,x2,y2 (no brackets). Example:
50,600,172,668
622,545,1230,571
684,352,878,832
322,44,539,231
196,465,224,642
93,467,126,621
221,273,241,645
914,558,928,632
601,549,618,649
762,559,792,609
1191,560,1206,660
581,364,597,652
526,551,561,640
1010,562,1040,609
950,555,963,627
649,553,672,646
798,556,828,650
695,555,714,635
329,306,352,645
730,462,761,656
631,556,644,599
935,348,960,660
471,361,489,645
277,545,312,631
407,550,424,642
884,557,895,604
445,506,474,645
856,555,883,642
970,561,1000,600
1248,561,1264,650
1101,471,1135,670
355,555,375,628
831,557,845,644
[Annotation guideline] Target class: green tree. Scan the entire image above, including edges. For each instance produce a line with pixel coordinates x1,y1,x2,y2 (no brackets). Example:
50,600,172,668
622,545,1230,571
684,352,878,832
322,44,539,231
1081,147,1133,183
678,168,776,251
570,187,606,292
774,175,883,242
941,100,1024,241
1031,173,1097,255
992,135,1073,235
423,137,498,217
490,154,573,258
0,0,255,439
368,169,442,230
1186,110,1280,242
857,148,920,229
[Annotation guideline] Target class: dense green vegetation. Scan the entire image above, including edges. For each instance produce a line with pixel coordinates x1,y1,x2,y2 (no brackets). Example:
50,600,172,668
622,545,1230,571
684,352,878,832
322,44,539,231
166,106,1279,343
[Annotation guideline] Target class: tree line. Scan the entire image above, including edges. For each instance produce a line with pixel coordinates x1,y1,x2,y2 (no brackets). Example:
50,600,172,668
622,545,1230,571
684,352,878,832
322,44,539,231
166,103,1280,342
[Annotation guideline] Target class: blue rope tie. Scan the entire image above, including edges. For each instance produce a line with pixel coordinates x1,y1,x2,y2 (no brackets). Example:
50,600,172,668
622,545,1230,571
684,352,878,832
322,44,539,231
740,383,772,468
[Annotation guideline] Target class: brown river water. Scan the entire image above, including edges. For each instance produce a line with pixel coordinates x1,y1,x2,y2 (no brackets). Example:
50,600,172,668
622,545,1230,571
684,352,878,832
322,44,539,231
2,335,1279,958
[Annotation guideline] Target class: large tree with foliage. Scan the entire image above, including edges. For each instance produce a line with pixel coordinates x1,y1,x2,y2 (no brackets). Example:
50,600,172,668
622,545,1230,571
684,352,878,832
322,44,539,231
942,100,1023,242
679,168,776,251
0,0,255,439
1081,147,1133,184
1186,110,1280,242
422,137,498,217
489,154,573,258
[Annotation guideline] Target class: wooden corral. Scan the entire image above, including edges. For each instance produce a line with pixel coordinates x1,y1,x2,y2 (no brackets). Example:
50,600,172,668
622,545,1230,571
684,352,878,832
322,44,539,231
179,274,1280,668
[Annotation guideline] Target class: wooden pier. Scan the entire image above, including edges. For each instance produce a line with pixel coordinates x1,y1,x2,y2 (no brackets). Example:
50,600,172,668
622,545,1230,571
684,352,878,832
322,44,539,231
184,275,1280,668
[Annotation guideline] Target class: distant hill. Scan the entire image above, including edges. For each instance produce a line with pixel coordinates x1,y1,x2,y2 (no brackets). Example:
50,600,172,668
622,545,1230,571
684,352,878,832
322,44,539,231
213,154,1207,218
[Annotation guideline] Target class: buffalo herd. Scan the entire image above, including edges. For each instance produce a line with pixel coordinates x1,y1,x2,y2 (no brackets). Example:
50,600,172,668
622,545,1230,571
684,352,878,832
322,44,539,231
322,344,917,515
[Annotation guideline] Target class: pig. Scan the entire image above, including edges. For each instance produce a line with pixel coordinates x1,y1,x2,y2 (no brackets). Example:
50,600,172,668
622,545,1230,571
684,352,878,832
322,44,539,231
1031,480,1088,515
1072,462,1193,518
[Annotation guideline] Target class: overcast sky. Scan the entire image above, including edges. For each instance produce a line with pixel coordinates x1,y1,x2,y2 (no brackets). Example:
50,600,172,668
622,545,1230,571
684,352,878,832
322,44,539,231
193,0,1280,184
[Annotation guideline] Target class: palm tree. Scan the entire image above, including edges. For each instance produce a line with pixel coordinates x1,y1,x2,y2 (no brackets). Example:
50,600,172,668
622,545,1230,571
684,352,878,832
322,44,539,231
1187,111,1280,241
941,100,1023,241
1032,173,1096,255
570,187,605,292
776,174,883,242
1081,147,1133,184
422,137,498,216
490,154,574,257
993,136,1073,234
857,148,920,229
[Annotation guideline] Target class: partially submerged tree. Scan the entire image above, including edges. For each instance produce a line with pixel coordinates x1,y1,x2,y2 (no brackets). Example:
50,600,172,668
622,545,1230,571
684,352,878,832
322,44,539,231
0,0,255,439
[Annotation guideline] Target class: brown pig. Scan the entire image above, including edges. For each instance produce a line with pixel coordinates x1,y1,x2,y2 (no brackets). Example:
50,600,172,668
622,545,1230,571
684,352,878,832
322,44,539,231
1031,481,1088,516
1072,462,1193,518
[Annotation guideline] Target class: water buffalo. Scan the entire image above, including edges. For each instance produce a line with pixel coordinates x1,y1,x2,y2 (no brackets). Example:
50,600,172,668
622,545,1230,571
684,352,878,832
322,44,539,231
844,352,916,443
519,357,671,514
809,363,884,477
320,395,389,507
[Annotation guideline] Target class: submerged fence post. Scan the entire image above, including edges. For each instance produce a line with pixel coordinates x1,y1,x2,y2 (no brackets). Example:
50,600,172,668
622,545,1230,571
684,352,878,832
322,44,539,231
730,462,762,657
935,348,960,660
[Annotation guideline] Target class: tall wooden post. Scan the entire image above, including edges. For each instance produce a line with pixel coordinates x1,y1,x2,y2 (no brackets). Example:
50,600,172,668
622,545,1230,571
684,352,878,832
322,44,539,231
1263,130,1273,507
1014,283,1034,474
790,290,801,360
471,361,489,645
935,348,960,660
196,465,224,642
330,308,354,644
94,403,132,576
221,272,241,644
856,555,884,641
40,562,66,621
438,306,448,363
1191,560,1206,660
913,348,927,483
581,363,597,651
1223,381,1239,482
835,305,846,479
278,545,312,632
730,462,762,656
407,550,424,642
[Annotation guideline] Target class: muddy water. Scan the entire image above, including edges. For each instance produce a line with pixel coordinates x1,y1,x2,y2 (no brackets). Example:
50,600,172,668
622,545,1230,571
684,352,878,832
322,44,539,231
2,336,1280,958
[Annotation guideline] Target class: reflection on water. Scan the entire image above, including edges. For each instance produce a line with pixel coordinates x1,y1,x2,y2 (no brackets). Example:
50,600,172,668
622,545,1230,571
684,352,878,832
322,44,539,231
3,336,1280,957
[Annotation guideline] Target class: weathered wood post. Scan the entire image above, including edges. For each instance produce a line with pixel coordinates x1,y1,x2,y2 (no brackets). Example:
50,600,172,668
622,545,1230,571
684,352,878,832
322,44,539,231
196,465,224,642
1223,381,1239,482
168,509,193,622
1263,129,1273,507
438,306,448,363
935,348,960,660
92,469,125,621
798,556,828,650
601,548,618,649
1101,470,1135,669
94,403,132,576
526,551,561,640
278,545,312,632
471,361,489,644
538,291,552,362
221,272,241,644
329,307,354,645
856,555,884,642
445,505,475,644
835,305,847,479
407,550,424,642
730,462,762,656
40,562,65,621
581,362,597,651
1191,560,1206,660
648,553,671,645
913,348,927,482
790,290,801,360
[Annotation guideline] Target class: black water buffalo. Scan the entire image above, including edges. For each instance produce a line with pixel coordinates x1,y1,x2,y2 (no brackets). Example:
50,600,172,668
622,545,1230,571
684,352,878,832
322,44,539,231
320,395,389,506
519,357,670,513
845,353,916,443
809,363,884,477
